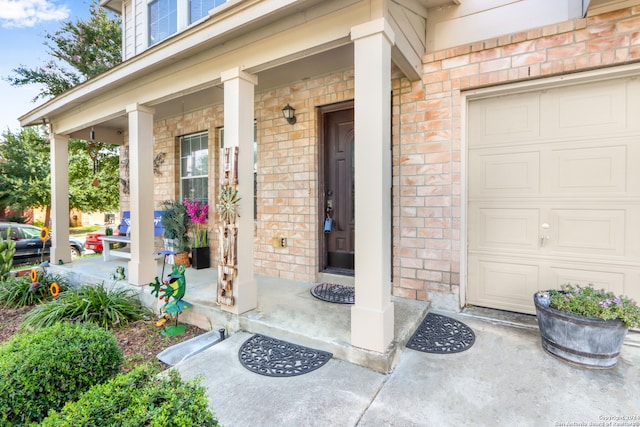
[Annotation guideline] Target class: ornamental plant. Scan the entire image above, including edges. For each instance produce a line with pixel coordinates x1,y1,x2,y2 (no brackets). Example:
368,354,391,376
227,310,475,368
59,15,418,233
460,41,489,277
0,228,16,280
549,284,640,328
40,364,219,426
21,282,150,330
0,322,122,425
184,198,209,248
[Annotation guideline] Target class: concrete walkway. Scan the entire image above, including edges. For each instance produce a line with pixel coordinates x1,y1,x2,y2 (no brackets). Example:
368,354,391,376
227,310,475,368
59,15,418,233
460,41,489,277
173,312,640,427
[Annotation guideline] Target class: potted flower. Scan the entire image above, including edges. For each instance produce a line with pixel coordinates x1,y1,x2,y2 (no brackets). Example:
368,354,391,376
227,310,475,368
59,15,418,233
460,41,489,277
184,198,209,270
533,284,640,368
160,200,191,267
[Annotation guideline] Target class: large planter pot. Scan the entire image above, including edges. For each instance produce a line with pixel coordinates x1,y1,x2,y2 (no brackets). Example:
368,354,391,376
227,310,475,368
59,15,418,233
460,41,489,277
174,252,190,268
533,295,628,369
191,247,210,270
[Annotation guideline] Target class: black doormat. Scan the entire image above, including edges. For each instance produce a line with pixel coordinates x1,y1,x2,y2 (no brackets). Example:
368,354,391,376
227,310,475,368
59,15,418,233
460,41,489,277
238,334,333,377
406,312,475,354
310,283,355,304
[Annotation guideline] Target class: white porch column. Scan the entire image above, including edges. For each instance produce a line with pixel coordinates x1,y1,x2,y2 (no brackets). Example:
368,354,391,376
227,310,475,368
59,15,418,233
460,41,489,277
50,133,71,263
126,103,156,286
350,19,395,353
220,67,258,314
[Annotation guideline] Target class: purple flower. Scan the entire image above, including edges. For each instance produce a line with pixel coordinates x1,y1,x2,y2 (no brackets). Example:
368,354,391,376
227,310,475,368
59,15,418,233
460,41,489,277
599,299,612,308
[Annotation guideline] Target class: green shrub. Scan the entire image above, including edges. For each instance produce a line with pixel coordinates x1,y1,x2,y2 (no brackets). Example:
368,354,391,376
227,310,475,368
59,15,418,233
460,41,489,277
0,272,70,308
21,282,151,330
40,364,219,427
0,231,16,280
0,322,123,425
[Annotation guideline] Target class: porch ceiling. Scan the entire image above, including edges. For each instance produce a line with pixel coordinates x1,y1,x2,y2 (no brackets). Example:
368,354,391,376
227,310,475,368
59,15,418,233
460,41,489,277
66,43,354,142
21,0,426,140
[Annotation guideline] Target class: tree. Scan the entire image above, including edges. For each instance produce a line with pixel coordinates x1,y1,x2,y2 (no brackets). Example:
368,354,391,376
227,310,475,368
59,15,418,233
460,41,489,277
2,1,122,224
5,1,122,101
68,140,120,213
0,128,51,223
0,128,120,225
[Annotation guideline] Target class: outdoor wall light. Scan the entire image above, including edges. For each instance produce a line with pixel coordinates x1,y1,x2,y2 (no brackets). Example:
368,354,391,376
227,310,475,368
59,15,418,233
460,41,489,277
282,104,296,125
90,127,95,141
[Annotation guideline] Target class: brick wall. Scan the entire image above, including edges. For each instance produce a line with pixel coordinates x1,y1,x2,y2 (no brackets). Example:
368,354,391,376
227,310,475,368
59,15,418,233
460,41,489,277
392,6,640,304
118,6,640,305
254,70,354,281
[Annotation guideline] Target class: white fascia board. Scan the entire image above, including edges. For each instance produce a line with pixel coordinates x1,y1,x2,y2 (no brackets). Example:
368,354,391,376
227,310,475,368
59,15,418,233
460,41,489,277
23,0,364,133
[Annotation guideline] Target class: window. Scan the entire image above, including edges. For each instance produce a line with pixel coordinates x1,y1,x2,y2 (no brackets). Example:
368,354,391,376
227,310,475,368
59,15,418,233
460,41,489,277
181,132,209,203
148,0,228,45
149,0,177,45
190,0,226,23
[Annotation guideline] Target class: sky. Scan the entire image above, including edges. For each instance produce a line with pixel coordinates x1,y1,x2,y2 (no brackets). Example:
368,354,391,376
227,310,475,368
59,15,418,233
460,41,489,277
0,0,93,134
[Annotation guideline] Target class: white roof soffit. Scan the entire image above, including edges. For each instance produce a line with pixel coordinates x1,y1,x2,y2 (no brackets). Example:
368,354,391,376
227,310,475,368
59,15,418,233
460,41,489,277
19,0,347,130
393,0,461,18
100,0,122,14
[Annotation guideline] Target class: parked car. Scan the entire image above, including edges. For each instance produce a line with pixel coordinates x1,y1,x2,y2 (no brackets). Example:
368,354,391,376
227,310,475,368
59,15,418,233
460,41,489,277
84,228,121,254
0,223,85,265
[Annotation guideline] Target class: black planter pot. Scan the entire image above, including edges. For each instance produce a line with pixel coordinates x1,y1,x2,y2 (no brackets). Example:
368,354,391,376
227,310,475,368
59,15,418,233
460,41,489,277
191,247,210,270
533,294,628,369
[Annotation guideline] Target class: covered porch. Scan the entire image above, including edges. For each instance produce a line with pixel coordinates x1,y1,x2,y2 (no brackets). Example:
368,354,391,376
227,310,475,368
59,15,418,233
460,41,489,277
51,256,429,372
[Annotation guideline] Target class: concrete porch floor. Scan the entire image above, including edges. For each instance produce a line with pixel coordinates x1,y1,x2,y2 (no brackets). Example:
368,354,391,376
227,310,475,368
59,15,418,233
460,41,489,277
49,256,640,425
49,255,429,373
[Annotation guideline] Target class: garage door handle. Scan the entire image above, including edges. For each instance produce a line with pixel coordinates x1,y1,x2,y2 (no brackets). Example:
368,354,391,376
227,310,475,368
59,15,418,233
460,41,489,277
540,223,550,246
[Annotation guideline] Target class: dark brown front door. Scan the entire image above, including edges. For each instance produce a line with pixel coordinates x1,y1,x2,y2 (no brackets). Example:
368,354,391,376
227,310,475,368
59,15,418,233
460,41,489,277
322,106,354,273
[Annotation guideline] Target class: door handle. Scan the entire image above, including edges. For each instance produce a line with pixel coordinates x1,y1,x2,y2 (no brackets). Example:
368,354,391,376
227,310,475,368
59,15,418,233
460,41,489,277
540,223,550,247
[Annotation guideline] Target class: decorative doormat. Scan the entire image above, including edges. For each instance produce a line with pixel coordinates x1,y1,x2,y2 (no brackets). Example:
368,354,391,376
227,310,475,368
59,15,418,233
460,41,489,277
310,283,355,304
238,334,333,377
406,312,475,354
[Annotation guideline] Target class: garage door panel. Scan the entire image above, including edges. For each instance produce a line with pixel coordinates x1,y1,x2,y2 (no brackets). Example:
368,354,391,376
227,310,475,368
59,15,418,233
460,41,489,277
468,93,540,146
542,79,630,138
549,267,625,296
469,259,540,313
551,209,625,256
550,145,627,193
470,151,540,196
473,208,539,251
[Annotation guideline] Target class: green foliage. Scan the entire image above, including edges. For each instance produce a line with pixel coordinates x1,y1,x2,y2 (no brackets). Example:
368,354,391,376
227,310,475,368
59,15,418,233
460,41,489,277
0,230,16,280
40,364,219,427
0,127,50,212
0,322,123,425
68,140,120,213
5,214,26,223
0,127,120,215
0,272,69,308
5,1,122,101
549,284,640,328
161,200,192,253
21,282,151,330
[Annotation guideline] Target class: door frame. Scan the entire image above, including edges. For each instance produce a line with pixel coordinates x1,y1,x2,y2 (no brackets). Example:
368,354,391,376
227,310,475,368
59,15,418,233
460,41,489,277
317,100,355,274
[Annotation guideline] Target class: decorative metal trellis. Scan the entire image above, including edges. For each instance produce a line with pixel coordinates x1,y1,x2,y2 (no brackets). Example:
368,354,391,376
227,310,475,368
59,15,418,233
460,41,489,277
216,146,240,307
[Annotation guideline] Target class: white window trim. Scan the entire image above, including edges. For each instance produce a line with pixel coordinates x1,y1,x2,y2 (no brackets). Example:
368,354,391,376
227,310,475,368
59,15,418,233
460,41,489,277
180,131,209,202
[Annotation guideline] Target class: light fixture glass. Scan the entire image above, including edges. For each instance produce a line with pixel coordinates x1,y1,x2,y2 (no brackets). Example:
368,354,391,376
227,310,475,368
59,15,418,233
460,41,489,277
282,104,296,125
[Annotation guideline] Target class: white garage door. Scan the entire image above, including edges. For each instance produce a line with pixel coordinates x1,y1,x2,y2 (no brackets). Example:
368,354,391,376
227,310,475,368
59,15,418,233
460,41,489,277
467,76,640,314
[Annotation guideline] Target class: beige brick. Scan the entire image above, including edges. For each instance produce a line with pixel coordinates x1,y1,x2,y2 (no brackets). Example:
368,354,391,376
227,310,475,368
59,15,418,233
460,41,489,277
587,35,629,52
547,43,587,60
442,55,470,69
484,55,515,75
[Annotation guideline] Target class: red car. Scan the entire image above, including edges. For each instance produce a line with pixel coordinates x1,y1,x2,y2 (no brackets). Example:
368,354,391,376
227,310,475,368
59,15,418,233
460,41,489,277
85,229,119,254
